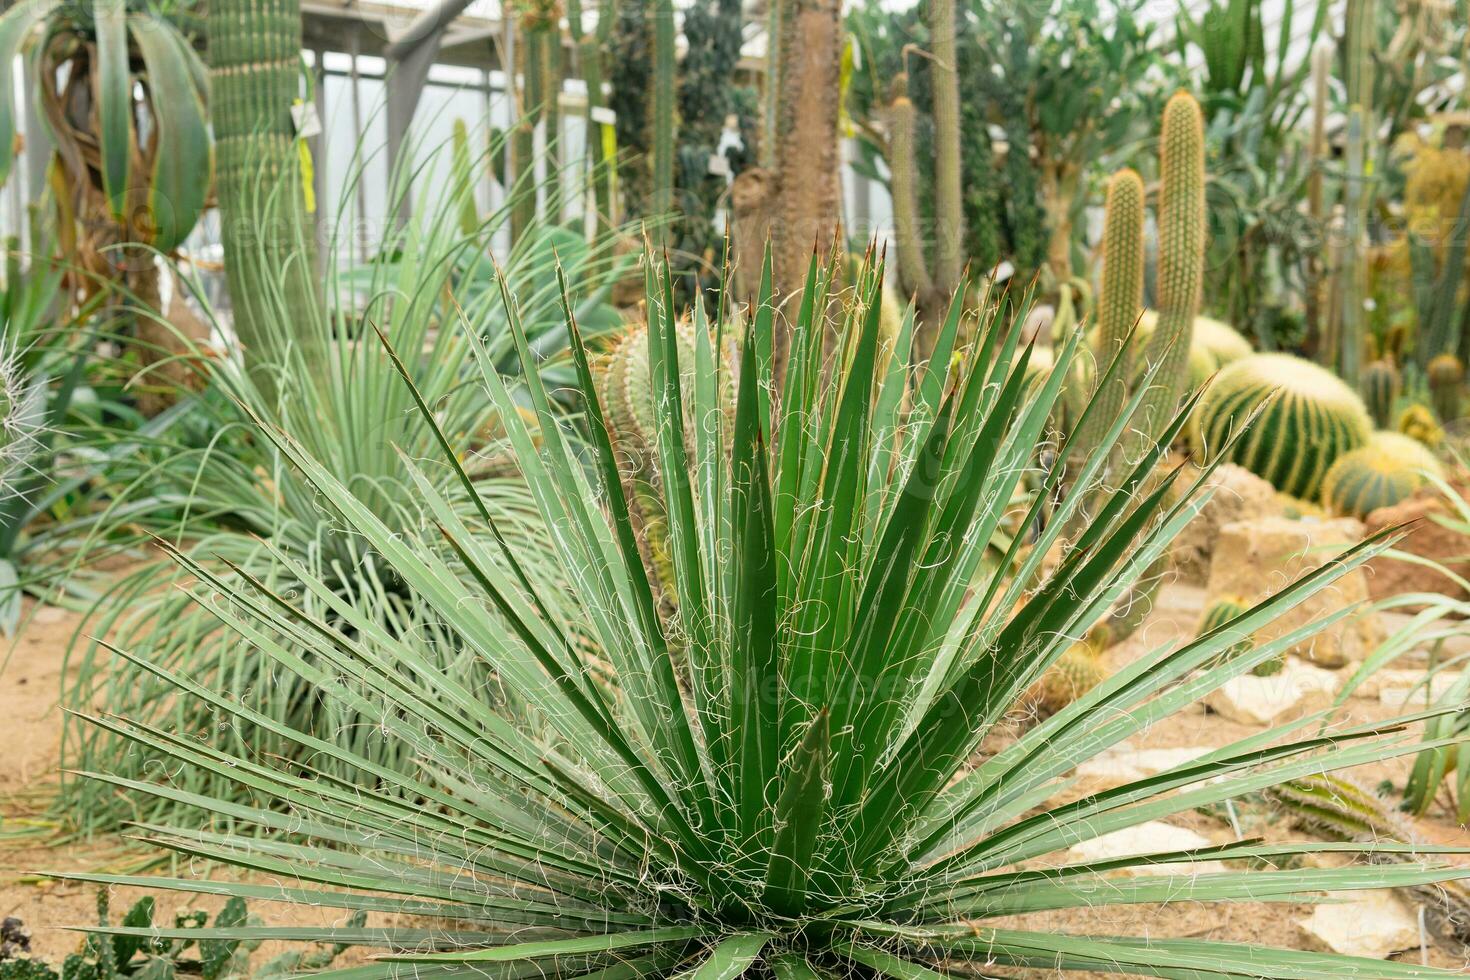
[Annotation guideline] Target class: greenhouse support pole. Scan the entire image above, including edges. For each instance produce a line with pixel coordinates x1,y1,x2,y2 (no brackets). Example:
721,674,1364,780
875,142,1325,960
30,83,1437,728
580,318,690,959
385,0,479,218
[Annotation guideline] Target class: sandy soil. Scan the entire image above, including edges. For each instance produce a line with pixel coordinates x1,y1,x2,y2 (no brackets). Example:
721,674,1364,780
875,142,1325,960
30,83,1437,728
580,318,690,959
0,599,377,971
0,586,1468,977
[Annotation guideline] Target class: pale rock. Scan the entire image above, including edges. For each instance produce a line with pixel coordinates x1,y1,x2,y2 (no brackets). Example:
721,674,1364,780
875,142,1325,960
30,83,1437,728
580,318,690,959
1206,517,1382,668
1066,821,1227,875
1172,464,1280,584
1203,657,1342,726
31,605,64,625
1077,744,1222,783
1296,889,1421,960
1379,670,1465,708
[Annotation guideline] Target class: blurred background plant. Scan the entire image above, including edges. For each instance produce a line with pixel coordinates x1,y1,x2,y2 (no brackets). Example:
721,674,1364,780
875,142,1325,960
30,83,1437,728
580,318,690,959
58,140,627,835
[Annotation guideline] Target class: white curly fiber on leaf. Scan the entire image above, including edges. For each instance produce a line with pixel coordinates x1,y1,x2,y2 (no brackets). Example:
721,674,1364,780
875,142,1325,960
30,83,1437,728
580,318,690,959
0,342,44,501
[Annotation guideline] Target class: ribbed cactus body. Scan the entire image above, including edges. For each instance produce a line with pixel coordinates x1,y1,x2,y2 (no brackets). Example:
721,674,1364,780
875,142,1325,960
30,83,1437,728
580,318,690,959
1427,353,1465,422
1322,431,1444,519
928,0,964,290
1134,92,1206,441
209,0,321,379
887,80,935,311
1197,596,1251,661
1195,596,1284,676
1361,358,1400,428
451,119,480,237
1029,641,1107,717
649,0,677,232
597,318,730,598
1076,169,1145,457
1264,772,1411,843
1398,402,1444,448
1197,353,1373,500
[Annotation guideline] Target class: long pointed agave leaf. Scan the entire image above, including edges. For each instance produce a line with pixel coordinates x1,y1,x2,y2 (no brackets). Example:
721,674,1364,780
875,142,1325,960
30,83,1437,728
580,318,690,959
80,248,1470,978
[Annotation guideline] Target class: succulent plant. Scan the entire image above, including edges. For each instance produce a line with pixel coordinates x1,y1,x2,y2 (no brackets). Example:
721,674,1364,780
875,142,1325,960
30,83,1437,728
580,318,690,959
1026,638,1107,717
60,247,1470,980
1362,357,1401,428
1132,91,1207,444
1427,352,1465,423
1197,352,1373,500
1074,168,1145,460
1196,596,1284,676
1398,401,1445,448
1321,430,1445,519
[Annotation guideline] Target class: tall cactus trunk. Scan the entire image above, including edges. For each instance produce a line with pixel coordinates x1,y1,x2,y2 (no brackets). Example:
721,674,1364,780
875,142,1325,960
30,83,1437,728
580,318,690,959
649,0,678,243
767,0,843,372
1307,41,1331,356
887,76,936,324
1133,91,1205,449
928,0,965,299
576,0,616,236
1339,0,1377,388
1074,168,1145,462
517,2,563,238
209,0,322,391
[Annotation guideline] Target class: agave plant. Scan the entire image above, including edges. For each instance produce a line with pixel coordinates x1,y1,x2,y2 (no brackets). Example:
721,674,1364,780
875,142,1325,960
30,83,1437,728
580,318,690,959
59,147,626,833
61,250,1470,977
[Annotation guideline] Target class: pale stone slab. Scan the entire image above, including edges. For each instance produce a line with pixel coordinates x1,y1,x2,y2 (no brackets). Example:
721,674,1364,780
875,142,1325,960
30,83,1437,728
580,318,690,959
1296,889,1420,960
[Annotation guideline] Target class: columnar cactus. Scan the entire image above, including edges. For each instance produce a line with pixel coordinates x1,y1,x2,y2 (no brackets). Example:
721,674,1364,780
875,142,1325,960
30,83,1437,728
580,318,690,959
1322,431,1445,519
597,316,733,599
1197,352,1373,500
1027,639,1107,717
451,119,480,237
887,75,937,317
1362,357,1401,428
929,0,964,294
649,0,677,234
1133,91,1206,443
0,341,42,501
1427,352,1465,422
209,0,322,382
1075,169,1145,459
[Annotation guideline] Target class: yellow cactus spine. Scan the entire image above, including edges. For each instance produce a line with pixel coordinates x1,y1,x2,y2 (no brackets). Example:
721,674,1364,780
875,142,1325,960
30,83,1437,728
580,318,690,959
1135,91,1206,443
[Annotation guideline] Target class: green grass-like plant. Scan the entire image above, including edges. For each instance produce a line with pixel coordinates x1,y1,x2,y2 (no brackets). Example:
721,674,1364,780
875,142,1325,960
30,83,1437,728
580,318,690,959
56,250,1470,978
58,139,628,834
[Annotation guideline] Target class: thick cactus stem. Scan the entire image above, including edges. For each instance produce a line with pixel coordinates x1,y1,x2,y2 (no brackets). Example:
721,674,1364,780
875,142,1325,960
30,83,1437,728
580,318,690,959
1428,353,1465,423
887,76,937,316
1135,91,1206,446
1198,353,1373,501
1362,357,1401,428
209,0,322,385
928,0,965,292
1076,168,1145,459
650,0,678,238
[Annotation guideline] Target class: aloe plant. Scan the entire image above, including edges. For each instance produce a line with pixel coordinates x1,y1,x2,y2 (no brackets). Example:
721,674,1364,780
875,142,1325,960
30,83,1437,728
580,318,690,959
0,0,210,255
61,250,1470,978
